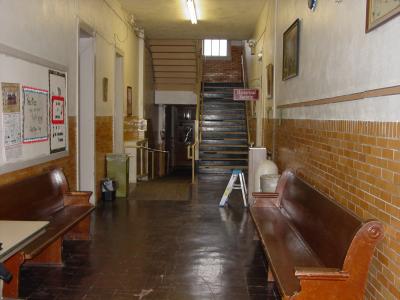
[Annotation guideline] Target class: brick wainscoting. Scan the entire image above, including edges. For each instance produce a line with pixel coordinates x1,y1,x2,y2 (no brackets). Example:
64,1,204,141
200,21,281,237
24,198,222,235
203,46,243,83
264,119,400,300
0,116,77,190
96,116,113,198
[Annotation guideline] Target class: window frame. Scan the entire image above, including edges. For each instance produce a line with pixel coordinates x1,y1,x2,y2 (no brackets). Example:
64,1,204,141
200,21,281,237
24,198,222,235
202,39,231,60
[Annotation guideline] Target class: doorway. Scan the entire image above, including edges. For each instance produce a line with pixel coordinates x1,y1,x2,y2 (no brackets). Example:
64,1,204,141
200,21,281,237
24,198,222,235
78,28,96,204
114,52,124,153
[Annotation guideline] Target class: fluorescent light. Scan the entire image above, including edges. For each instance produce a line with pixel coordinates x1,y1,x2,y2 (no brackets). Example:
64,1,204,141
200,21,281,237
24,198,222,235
187,0,197,24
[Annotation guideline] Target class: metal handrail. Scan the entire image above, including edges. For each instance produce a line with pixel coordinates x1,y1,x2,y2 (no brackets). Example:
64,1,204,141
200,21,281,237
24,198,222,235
128,145,170,180
241,53,252,147
187,141,198,184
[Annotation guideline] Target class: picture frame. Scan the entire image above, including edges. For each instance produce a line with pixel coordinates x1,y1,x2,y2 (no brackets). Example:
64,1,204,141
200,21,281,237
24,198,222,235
127,86,132,116
266,64,274,99
366,0,400,32
282,19,300,81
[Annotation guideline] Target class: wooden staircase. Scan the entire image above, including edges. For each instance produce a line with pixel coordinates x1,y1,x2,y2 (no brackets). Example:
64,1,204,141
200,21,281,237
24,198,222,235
199,82,248,174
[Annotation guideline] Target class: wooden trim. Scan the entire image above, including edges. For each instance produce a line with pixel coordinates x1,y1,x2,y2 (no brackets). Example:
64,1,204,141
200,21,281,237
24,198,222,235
277,84,400,109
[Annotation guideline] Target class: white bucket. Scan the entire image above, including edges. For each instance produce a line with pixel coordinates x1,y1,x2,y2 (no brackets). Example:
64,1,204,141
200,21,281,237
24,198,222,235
260,174,280,193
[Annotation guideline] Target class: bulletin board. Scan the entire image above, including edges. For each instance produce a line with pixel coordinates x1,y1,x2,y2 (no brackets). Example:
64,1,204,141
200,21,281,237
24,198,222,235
0,44,68,174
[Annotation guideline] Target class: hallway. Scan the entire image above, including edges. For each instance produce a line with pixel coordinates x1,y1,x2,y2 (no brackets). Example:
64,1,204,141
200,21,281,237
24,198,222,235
20,175,278,300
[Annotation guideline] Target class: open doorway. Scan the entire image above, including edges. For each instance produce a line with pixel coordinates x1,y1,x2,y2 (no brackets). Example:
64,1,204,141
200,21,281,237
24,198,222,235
114,52,124,153
165,105,196,172
78,27,96,204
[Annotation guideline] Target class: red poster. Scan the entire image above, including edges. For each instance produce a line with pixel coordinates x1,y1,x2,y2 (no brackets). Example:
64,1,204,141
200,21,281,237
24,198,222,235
51,96,64,124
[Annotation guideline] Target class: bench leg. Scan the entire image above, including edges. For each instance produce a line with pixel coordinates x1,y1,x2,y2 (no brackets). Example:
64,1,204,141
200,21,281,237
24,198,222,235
26,238,63,266
3,253,24,298
64,215,91,240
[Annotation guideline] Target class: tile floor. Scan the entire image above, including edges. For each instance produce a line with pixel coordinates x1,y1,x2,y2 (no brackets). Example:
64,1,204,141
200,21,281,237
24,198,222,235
20,173,279,299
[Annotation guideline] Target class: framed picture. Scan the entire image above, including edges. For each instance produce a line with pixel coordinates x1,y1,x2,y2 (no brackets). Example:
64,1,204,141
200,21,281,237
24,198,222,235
266,64,274,99
282,19,300,81
366,0,400,32
127,86,132,116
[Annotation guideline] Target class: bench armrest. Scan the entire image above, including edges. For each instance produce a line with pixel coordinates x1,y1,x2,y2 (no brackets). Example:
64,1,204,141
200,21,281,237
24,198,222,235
64,191,93,206
295,267,349,281
252,192,279,207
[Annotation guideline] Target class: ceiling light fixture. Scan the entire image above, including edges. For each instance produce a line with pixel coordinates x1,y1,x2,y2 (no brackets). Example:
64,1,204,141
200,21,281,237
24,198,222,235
186,0,198,24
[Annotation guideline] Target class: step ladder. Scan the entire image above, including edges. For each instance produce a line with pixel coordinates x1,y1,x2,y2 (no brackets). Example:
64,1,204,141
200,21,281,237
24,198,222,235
219,169,248,207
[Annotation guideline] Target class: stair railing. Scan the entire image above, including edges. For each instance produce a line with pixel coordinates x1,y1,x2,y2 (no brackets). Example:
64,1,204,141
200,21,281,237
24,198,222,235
130,144,170,180
187,141,198,184
241,53,253,147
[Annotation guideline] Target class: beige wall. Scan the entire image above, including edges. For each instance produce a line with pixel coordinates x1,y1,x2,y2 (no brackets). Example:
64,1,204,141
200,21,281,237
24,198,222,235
0,0,152,189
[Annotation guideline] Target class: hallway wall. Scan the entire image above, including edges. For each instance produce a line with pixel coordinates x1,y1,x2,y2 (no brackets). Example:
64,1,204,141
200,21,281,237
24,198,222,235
247,1,400,300
0,0,145,198
203,45,243,83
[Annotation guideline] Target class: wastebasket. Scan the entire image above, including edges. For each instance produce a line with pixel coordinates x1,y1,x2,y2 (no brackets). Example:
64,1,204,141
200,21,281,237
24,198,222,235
260,174,280,193
106,154,129,197
101,178,116,201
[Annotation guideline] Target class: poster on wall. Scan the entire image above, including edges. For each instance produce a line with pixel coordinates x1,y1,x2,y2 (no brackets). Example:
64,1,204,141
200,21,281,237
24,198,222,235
22,86,49,144
49,70,67,153
1,83,22,161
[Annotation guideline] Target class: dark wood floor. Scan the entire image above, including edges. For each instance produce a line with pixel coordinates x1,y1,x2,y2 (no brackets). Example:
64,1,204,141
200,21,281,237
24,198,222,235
20,173,279,299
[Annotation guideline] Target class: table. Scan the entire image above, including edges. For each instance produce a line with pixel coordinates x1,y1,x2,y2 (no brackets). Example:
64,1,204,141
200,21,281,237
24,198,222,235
0,220,49,263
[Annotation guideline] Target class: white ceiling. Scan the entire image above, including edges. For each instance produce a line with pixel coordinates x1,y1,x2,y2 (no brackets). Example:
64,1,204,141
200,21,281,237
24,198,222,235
120,0,267,40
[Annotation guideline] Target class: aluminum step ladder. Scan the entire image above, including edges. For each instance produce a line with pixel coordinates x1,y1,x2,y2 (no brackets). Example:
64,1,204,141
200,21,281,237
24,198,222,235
219,169,248,207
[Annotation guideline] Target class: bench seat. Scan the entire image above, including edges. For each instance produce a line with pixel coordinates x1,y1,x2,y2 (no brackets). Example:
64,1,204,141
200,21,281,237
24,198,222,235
250,169,384,300
251,207,323,296
1,169,94,298
23,205,94,259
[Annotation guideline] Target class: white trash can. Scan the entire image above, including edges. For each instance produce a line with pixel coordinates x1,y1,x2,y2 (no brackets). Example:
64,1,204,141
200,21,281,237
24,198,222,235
260,174,280,193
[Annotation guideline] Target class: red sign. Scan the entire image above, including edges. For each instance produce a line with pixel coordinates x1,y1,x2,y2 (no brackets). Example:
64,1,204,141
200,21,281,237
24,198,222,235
233,89,259,101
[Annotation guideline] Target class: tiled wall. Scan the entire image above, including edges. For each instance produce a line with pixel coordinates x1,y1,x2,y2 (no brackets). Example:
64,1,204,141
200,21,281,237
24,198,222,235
0,116,77,190
264,118,400,300
96,116,113,197
203,46,243,83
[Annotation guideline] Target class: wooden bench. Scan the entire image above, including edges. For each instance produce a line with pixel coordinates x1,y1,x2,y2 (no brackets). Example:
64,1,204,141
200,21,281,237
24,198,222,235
250,169,384,300
0,169,95,298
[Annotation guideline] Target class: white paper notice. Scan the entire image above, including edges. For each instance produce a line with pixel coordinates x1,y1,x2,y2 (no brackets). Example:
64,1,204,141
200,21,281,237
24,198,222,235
3,112,22,161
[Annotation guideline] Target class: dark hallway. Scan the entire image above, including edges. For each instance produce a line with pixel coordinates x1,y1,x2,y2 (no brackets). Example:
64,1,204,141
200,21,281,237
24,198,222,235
20,175,278,300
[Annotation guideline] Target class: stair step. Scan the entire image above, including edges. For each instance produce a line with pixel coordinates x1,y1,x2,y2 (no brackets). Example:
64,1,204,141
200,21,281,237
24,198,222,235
199,160,248,166
200,153,247,159
202,103,244,109
203,82,244,87
202,109,245,114
200,143,248,148
201,120,245,126
202,126,245,132
198,165,248,174
202,115,245,121
201,138,247,145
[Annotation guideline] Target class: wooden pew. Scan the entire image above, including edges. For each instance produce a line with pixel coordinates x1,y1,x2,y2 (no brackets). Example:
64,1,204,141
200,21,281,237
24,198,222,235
250,169,384,300
0,169,94,298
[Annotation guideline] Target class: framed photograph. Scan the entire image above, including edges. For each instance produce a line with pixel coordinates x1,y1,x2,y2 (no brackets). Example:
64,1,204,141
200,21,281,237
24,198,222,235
282,19,300,81
127,86,132,116
266,64,274,99
366,0,400,32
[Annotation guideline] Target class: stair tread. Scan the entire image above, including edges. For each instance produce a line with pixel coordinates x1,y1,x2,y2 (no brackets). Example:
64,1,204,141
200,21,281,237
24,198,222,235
201,150,248,154
200,157,248,161
200,144,248,147
199,165,248,169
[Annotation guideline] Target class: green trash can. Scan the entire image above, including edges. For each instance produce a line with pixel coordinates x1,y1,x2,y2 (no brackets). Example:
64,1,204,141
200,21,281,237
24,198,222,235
106,154,129,198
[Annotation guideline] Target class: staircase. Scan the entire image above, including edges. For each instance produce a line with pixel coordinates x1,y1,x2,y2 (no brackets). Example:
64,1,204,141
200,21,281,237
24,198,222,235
199,82,248,174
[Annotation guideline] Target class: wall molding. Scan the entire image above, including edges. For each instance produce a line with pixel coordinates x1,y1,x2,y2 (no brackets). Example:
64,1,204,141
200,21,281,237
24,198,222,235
277,84,400,109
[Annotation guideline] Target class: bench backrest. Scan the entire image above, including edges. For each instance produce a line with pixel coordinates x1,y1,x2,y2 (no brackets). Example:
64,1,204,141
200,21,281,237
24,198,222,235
280,171,362,269
0,169,69,220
